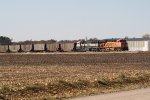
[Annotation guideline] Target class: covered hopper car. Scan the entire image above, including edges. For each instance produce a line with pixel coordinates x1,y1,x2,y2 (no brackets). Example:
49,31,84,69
0,45,8,53
9,45,21,52
21,44,32,52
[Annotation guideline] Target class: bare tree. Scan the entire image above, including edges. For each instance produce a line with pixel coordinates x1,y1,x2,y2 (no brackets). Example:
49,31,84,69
142,34,150,38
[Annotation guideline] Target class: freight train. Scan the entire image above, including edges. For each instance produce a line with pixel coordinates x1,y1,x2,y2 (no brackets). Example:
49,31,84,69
0,39,128,53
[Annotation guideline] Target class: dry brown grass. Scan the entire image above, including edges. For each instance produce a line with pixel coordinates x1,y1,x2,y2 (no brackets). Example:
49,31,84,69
0,52,150,100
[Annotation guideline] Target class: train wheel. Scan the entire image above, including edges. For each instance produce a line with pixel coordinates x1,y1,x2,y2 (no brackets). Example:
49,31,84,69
114,48,117,51
117,48,121,51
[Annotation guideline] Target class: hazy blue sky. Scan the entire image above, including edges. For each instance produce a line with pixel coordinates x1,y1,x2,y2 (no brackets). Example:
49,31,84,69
0,0,150,41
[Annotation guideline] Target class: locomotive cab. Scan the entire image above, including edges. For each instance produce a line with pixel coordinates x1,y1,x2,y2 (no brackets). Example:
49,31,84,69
118,39,128,51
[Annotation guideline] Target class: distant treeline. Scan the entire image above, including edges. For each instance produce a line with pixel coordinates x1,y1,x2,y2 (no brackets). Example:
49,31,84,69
0,36,79,45
16,39,57,44
0,36,103,45
14,39,78,44
1,33,150,45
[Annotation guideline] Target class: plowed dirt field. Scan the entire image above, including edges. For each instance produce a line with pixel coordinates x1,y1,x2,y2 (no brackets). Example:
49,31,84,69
0,52,150,100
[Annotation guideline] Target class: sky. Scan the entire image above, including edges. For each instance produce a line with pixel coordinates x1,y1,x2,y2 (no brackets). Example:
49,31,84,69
0,0,150,42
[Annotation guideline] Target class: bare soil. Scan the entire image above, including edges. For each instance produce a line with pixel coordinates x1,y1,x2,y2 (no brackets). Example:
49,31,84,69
0,52,150,100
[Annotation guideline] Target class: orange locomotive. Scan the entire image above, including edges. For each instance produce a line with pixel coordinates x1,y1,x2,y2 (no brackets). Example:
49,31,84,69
99,39,128,51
